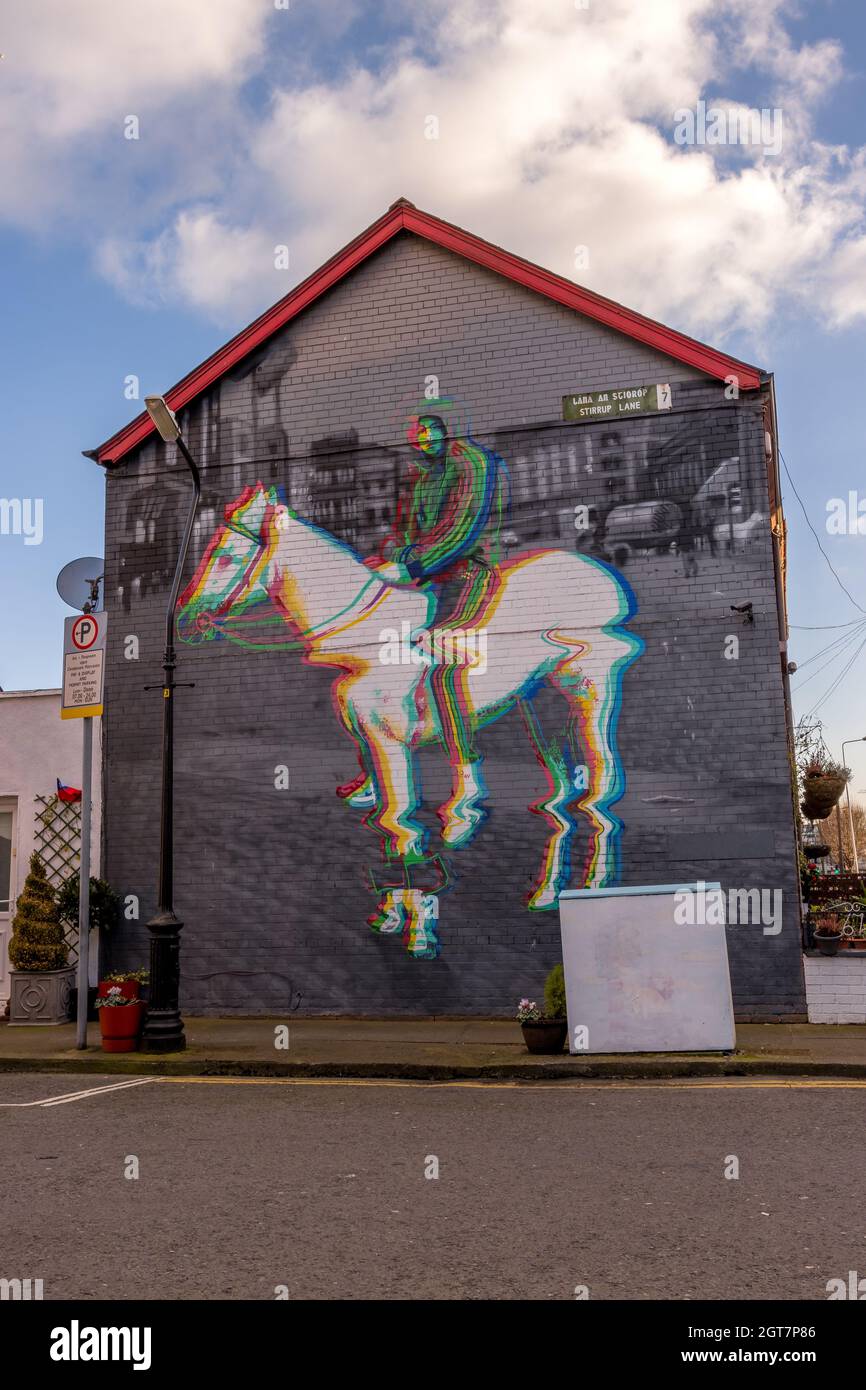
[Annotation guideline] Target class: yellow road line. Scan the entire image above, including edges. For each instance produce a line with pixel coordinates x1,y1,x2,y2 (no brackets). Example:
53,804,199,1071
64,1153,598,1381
153,1075,866,1092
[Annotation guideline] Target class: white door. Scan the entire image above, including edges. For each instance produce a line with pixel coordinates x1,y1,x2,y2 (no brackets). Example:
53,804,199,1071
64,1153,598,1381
0,800,17,1000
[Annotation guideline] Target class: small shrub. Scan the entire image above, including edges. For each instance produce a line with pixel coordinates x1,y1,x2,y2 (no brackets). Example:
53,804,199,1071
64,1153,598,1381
544,964,567,1020
56,874,121,934
8,854,68,972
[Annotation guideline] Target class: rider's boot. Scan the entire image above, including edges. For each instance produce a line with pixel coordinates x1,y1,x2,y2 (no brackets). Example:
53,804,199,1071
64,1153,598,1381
337,772,376,808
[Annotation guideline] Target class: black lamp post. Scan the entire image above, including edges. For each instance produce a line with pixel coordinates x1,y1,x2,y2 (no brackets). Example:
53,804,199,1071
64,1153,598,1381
140,396,200,1053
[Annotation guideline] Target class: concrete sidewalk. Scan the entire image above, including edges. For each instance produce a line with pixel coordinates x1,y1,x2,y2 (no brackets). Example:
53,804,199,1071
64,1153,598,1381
1,1017,866,1079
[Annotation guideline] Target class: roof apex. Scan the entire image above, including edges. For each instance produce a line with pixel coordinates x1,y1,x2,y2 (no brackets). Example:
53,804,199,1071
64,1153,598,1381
89,200,764,465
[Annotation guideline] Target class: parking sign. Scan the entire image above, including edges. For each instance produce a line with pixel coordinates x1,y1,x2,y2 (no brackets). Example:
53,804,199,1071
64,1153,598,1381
61,611,107,719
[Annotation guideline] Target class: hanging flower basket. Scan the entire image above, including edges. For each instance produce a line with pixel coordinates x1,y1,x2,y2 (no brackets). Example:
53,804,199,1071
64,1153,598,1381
801,772,848,821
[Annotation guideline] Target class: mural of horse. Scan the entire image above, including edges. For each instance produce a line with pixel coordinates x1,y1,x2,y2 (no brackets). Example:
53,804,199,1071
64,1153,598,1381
177,482,643,957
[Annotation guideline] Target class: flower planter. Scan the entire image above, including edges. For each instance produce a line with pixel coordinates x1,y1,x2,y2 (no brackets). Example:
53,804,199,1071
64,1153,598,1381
9,967,74,1025
801,774,847,821
814,933,842,957
99,1002,145,1052
98,979,140,1001
521,1020,567,1054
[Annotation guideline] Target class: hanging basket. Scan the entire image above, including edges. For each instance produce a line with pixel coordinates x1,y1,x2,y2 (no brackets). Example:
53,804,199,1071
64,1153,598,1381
801,773,848,821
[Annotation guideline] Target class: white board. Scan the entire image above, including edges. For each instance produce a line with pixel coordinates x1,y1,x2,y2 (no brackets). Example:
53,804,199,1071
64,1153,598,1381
558,884,735,1054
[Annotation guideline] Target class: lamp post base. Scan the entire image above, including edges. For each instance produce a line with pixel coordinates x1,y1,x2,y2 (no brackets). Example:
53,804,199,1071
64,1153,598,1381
141,909,186,1053
140,1013,186,1053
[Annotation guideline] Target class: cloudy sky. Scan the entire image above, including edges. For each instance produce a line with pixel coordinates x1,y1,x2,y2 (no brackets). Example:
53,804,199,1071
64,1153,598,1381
2,0,865,780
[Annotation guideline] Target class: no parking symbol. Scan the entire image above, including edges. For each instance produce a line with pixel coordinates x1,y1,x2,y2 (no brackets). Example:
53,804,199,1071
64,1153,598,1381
62,611,107,719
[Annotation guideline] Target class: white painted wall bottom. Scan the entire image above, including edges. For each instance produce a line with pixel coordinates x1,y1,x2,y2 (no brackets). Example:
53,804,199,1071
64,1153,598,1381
804,955,866,1024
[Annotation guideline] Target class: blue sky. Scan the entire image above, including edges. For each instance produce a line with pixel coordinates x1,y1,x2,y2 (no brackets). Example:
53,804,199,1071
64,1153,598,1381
2,0,865,785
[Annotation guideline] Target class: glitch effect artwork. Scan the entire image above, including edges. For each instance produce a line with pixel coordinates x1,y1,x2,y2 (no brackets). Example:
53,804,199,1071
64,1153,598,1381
177,404,642,958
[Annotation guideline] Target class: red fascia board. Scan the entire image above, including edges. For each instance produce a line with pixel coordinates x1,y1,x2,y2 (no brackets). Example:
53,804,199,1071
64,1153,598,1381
405,207,762,391
95,204,406,464
94,201,762,465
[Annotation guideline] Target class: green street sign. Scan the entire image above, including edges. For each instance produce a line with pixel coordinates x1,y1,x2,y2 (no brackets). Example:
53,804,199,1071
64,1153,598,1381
563,383,673,422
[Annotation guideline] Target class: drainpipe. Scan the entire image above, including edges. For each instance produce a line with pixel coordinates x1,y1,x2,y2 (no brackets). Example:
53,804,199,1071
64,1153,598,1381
766,377,795,739
765,376,805,943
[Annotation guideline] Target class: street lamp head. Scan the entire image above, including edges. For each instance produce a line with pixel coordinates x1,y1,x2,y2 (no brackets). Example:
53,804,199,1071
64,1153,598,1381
145,395,181,443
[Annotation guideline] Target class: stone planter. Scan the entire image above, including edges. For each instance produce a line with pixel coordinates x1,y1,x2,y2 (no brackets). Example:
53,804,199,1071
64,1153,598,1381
9,968,75,1024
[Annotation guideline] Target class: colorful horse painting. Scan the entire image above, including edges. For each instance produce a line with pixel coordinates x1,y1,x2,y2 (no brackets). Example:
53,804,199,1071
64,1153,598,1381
177,482,643,957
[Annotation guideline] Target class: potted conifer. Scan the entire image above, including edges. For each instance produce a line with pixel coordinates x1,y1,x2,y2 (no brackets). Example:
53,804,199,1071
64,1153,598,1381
8,853,74,1024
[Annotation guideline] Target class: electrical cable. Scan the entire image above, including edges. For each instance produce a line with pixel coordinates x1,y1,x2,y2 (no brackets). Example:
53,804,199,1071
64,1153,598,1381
780,448,866,616
806,634,866,718
790,619,866,685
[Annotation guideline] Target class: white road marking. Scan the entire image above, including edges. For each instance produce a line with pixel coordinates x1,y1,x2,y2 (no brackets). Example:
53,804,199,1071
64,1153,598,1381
0,1077,156,1108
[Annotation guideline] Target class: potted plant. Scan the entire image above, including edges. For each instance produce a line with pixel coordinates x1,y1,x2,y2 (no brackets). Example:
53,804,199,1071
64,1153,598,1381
98,969,149,1002
517,966,568,1054
812,913,843,956
95,986,145,1052
801,756,851,822
8,854,74,1025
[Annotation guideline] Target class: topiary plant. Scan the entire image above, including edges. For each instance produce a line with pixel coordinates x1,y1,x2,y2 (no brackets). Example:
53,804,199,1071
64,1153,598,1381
544,963,567,1020
8,853,69,972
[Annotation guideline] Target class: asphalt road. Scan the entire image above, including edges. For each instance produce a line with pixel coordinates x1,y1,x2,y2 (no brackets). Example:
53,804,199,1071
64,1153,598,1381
1,1074,864,1301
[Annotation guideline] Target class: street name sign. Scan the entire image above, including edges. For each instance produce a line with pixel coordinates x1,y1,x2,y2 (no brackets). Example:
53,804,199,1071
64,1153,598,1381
61,611,107,720
563,383,673,422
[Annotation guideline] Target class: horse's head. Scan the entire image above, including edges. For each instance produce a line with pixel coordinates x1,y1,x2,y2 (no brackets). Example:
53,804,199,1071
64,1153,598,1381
177,482,284,643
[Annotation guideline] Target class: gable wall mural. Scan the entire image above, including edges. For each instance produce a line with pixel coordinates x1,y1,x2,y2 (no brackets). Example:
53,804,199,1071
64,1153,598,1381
101,235,806,1018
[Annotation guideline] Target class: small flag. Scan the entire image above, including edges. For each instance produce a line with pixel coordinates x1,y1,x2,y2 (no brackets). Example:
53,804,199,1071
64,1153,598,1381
57,779,82,804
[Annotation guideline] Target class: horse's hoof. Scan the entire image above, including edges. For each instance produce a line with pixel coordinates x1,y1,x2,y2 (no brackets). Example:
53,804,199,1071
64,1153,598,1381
406,933,440,959
404,892,441,957
439,802,486,848
527,885,560,911
368,895,405,934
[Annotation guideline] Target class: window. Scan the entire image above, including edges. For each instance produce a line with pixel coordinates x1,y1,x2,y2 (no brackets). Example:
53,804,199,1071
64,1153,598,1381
0,809,13,914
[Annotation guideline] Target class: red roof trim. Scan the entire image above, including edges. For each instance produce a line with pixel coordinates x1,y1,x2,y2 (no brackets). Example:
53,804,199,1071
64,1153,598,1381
93,199,763,464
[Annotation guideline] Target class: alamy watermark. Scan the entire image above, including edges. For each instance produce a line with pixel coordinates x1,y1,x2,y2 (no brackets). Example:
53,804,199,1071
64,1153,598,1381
1,1277,43,1300
0,497,43,545
379,622,488,674
674,101,783,157
50,1321,151,1370
673,881,782,936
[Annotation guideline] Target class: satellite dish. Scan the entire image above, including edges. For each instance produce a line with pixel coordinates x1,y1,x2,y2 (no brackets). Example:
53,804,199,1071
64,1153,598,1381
56,556,105,613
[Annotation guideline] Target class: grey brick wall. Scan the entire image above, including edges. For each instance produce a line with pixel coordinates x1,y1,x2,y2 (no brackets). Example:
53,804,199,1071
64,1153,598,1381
100,232,806,1019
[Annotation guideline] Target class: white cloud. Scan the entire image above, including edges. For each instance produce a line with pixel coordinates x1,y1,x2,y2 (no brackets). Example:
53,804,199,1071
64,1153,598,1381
97,210,285,322
3,0,866,344
821,231,866,328
0,0,268,220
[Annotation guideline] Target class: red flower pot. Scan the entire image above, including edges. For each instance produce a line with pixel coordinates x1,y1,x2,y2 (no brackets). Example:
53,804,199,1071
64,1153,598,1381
99,1002,145,1052
98,979,140,1001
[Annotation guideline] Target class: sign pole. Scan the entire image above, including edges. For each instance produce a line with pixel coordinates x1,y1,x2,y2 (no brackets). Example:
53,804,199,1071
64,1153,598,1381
60,607,105,1050
76,716,93,1049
